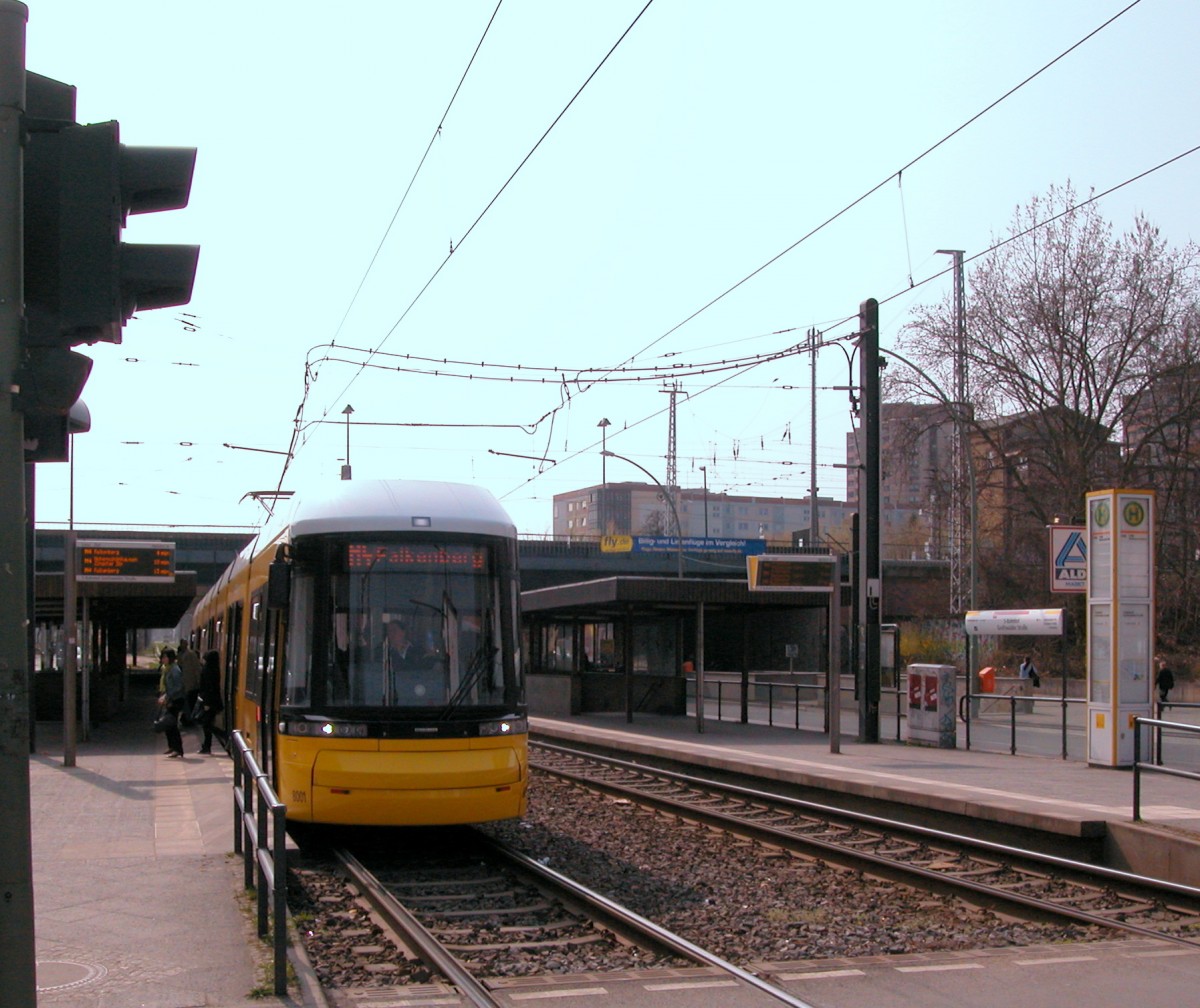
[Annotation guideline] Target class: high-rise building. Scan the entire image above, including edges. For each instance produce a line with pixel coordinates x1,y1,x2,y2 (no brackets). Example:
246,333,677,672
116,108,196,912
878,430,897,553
552,483,853,547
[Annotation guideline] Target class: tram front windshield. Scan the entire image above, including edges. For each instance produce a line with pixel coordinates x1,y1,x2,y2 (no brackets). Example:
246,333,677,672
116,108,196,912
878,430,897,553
284,539,519,712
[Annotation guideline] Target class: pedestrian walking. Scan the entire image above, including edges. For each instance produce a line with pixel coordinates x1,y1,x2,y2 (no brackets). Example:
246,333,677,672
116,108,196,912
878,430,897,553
196,650,225,754
1156,659,1176,705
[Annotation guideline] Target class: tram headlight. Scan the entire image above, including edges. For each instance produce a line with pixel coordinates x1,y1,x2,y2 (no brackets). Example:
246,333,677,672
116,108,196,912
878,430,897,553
479,716,527,737
279,719,369,738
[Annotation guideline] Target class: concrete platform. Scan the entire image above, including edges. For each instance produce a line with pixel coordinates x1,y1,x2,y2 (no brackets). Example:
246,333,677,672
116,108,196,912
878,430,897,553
28,680,301,1008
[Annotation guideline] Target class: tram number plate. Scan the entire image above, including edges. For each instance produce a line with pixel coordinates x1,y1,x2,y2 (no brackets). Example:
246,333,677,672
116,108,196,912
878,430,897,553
291,790,307,804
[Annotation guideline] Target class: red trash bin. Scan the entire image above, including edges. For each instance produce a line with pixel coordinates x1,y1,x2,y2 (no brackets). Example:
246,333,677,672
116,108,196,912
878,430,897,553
978,667,996,693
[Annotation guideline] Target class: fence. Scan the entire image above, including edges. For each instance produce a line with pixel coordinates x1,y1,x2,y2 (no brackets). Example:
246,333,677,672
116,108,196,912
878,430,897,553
1133,715,1200,822
687,674,1200,767
231,731,289,997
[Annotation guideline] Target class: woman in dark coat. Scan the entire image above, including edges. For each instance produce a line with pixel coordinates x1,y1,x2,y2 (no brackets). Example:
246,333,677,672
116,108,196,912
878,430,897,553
196,650,225,754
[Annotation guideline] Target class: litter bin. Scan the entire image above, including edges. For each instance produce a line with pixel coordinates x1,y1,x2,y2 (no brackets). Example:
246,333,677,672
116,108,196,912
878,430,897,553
978,667,995,693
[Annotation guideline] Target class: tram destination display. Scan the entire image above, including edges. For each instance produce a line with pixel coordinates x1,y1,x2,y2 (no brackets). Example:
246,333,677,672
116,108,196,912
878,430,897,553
76,540,176,583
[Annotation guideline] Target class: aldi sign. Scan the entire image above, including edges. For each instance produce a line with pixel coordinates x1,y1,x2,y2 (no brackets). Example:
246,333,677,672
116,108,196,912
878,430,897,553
1049,525,1087,593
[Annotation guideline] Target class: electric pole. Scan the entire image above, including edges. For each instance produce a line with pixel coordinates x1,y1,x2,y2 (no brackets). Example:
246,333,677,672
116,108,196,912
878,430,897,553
857,298,881,743
808,327,821,545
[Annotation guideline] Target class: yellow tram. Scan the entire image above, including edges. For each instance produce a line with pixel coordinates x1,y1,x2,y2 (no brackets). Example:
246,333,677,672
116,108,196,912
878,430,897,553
191,479,528,826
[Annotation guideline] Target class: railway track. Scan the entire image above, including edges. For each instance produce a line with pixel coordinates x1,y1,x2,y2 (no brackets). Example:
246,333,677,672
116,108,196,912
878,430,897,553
333,830,821,1008
529,739,1200,948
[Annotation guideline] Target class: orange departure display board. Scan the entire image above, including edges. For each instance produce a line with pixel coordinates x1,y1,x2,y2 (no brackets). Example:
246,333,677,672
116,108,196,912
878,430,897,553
77,540,175,583
746,554,836,592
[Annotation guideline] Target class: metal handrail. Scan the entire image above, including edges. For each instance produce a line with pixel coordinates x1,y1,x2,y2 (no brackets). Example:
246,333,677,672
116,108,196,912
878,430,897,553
1133,716,1200,822
689,678,1200,769
231,731,288,997
960,690,1086,758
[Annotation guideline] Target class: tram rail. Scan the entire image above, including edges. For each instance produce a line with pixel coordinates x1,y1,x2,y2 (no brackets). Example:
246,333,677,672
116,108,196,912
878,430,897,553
529,739,1200,949
333,832,820,1008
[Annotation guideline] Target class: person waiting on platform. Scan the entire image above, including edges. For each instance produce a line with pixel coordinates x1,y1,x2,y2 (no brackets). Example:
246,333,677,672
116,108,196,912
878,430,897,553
1018,655,1040,688
157,648,185,758
177,641,202,726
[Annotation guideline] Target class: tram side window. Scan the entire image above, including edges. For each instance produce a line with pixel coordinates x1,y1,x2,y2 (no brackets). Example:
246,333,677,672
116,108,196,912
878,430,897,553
282,571,312,707
245,594,264,703
226,601,243,700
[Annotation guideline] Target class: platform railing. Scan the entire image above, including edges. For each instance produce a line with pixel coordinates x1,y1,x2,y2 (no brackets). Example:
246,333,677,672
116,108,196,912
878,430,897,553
688,677,1200,767
231,731,288,997
1133,716,1200,822
959,691,1087,759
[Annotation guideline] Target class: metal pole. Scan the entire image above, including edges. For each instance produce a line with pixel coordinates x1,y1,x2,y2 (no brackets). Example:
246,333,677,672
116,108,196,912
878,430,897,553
829,568,841,754
858,299,881,742
1133,719,1142,821
694,601,705,734
63,538,77,762
809,327,820,544
603,450,683,577
0,6,39,1005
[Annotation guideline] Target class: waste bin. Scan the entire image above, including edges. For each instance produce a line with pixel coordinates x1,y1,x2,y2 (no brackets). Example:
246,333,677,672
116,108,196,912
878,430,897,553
978,667,995,693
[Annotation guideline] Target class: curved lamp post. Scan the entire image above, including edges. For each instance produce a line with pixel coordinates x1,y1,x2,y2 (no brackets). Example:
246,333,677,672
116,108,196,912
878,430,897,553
601,450,683,578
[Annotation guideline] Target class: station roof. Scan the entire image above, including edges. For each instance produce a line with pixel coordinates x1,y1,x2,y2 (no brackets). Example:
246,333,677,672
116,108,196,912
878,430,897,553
35,572,199,630
521,576,829,619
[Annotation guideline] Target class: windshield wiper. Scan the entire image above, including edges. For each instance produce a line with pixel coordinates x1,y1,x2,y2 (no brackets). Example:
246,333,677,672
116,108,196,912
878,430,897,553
438,643,497,720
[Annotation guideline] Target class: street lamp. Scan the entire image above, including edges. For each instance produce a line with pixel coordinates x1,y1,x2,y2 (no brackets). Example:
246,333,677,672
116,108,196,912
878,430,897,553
602,450,683,577
597,418,611,482
597,419,611,540
699,465,708,539
341,404,354,480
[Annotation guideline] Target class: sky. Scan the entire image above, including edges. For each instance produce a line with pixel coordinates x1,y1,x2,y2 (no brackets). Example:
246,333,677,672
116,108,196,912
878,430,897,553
20,0,1200,537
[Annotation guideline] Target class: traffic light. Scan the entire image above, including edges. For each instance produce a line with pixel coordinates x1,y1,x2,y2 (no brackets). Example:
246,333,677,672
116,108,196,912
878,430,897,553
23,88,199,346
18,71,199,460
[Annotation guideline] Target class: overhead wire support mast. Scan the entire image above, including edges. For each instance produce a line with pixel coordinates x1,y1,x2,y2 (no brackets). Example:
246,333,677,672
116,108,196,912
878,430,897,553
661,381,682,541
857,299,882,745
937,249,970,615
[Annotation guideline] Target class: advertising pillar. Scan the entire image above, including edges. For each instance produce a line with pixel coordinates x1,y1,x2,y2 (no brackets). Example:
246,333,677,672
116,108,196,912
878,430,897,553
1086,490,1154,767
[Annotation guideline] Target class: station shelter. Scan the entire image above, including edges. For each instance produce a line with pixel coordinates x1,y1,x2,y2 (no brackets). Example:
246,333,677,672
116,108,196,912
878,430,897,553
521,575,832,719
32,568,198,720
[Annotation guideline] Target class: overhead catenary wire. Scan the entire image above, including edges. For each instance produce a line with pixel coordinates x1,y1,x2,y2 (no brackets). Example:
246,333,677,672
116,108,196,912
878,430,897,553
271,0,658,513
326,1,505,351
271,0,1160,521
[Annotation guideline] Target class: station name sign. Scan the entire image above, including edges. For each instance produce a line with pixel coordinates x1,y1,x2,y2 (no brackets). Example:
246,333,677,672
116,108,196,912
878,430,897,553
964,608,1063,636
77,540,175,583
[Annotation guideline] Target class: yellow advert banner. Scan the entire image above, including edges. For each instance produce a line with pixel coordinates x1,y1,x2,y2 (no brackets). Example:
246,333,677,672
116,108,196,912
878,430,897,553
600,535,633,553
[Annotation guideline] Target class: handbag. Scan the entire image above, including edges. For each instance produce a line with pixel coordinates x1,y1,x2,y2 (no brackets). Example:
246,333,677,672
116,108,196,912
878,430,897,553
153,709,178,733
190,697,208,722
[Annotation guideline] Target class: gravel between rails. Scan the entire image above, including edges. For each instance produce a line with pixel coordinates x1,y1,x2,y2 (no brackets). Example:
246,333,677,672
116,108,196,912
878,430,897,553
288,771,1107,990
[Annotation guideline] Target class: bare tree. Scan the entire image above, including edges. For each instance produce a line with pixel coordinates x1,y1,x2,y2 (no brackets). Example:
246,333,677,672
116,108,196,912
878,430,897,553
890,182,1200,615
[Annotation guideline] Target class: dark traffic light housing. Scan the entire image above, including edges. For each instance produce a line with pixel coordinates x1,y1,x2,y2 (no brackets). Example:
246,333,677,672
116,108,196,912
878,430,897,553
19,72,199,461
23,116,199,346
